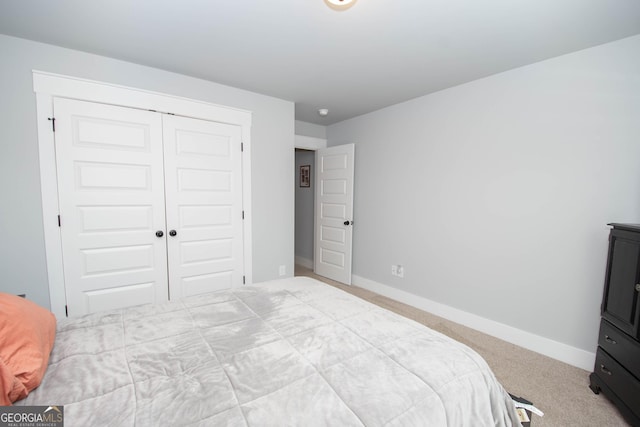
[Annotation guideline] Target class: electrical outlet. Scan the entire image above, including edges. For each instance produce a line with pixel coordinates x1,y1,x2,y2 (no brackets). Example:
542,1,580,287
391,264,404,278
279,265,286,276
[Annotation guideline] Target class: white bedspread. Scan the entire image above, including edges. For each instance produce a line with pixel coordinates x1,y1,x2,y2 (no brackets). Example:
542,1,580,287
19,277,521,426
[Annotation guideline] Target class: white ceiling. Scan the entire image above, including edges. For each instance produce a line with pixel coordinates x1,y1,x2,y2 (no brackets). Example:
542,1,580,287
1,0,639,125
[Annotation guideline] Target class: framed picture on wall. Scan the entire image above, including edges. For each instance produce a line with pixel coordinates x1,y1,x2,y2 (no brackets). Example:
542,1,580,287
300,165,311,187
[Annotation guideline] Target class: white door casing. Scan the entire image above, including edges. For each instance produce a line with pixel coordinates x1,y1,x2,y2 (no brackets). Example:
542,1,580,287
314,144,355,285
54,98,170,316
163,115,244,299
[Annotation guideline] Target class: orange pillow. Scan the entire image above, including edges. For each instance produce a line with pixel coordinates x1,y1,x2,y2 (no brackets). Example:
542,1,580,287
0,293,56,405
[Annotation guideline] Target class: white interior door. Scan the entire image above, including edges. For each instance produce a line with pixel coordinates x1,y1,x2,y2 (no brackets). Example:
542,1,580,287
162,115,244,299
54,98,169,316
314,144,355,284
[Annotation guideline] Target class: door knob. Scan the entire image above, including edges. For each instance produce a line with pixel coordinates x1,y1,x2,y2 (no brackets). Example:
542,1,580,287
155,230,164,238
636,283,640,292
169,230,177,237
343,220,352,226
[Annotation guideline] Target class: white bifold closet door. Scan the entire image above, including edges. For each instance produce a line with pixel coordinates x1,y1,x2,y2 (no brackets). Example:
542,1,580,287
54,98,244,317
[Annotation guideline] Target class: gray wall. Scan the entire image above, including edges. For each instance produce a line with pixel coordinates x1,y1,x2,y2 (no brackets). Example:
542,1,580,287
295,120,327,139
327,35,640,353
0,35,295,309
295,150,316,263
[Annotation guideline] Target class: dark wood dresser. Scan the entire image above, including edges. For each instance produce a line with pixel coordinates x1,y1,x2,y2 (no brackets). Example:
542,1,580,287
589,223,640,426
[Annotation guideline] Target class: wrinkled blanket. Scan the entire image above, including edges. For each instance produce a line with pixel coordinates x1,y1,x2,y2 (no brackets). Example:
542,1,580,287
19,277,521,426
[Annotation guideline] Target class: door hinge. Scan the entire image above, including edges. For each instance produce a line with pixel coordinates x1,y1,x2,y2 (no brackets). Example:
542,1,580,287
242,211,245,220
241,142,244,152
48,117,56,132
65,305,68,317
57,215,61,227
243,276,246,285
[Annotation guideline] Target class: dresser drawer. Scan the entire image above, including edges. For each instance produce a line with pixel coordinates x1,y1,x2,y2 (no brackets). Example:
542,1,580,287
598,320,640,379
594,348,640,418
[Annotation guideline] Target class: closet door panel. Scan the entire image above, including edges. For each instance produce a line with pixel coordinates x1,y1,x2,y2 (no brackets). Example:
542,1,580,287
162,115,244,299
54,98,169,316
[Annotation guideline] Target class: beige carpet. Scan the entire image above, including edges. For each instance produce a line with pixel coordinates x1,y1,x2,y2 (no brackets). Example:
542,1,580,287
295,265,630,427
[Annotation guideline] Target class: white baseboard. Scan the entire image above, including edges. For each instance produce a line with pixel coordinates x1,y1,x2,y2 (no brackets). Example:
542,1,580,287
352,274,595,371
295,256,314,270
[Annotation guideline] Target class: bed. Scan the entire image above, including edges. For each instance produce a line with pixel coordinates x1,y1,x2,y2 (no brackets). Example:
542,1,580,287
16,276,521,426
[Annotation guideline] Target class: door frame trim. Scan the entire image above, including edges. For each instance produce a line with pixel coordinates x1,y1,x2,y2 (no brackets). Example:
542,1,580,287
293,136,327,275
33,70,253,318
294,135,327,151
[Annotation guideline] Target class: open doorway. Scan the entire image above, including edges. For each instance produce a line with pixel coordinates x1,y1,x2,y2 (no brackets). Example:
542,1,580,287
294,134,326,278
294,148,316,273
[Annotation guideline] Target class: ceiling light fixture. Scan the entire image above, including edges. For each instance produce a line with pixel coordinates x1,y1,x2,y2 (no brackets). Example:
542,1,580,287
318,108,329,117
324,0,357,11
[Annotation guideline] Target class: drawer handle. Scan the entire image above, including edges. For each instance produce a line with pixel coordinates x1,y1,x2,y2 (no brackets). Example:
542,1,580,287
604,335,617,345
600,364,612,376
